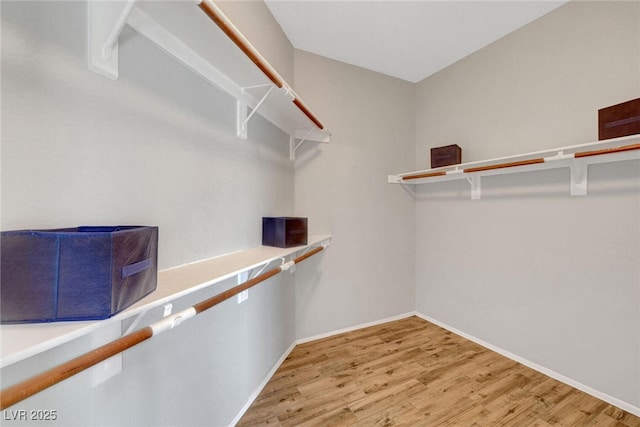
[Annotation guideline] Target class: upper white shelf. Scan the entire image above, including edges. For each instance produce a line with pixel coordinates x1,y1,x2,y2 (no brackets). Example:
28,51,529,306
388,135,640,199
0,235,332,368
88,0,330,156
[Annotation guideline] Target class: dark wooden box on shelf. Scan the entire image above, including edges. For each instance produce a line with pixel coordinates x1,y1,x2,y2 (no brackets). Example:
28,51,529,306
598,97,640,140
431,144,462,168
262,217,307,248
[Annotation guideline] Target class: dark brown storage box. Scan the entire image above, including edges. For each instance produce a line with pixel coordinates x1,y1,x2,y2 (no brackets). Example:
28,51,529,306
262,217,307,248
598,98,640,140
431,144,462,168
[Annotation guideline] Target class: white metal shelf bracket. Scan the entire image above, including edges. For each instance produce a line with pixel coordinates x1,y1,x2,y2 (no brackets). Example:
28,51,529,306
88,0,137,80
570,160,588,196
237,85,276,140
122,311,146,336
91,322,123,387
249,262,271,280
289,127,331,160
467,175,482,200
290,127,315,160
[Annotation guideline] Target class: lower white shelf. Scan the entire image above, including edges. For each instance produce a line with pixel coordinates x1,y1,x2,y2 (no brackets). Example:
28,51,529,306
388,135,640,199
0,235,332,368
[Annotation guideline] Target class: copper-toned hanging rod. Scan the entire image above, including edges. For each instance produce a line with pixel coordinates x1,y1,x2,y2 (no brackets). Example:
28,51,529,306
290,245,324,265
293,99,324,130
574,142,640,158
193,247,323,314
463,158,545,173
401,171,447,181
0,328,153,410
0,245,326,410
197,0,324,131
198,0,283,89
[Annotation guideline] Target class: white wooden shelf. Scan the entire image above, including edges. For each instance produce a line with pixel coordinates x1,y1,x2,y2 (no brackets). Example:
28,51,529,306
88,0,330,158
0,235,332,368
388,135,640,199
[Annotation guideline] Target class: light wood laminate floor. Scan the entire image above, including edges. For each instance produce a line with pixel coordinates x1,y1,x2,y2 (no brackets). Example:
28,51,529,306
238,316,640,426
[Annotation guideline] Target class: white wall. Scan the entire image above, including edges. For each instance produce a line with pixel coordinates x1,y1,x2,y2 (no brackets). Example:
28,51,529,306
2,1,295,269
3,0,638,423
1,1,298,425
292,50,416,339
414,0,639,411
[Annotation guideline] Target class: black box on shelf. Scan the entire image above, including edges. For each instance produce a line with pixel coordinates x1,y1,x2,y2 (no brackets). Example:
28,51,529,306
431,144,462,168
262,217,307,248
598,97,640,140
0,226,158,324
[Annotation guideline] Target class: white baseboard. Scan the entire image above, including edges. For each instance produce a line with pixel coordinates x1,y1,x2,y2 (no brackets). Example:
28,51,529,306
229,341,297,427
295,311,416,345
414,312,640,417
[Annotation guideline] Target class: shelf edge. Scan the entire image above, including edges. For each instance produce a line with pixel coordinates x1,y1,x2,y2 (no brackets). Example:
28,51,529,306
0,235,332,368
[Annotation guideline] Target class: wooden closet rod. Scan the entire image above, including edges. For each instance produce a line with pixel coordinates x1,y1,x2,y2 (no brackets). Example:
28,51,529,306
574,142,640,158
198,0,283,89
197,0,325,130
293,99,324,131
0,245,326,410
400,171,447,181
463,158,545,173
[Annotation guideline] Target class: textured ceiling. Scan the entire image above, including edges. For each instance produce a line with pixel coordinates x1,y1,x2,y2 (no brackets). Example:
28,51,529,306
265,1,567,83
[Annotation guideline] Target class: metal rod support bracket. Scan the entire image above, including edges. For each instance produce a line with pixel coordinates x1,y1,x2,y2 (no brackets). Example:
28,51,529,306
150,307,197,335
88,1,137,80
102,0,137,59
237,85,275,139
570,160,588,196
467,175,482,200
281,259,296,273
249,263,269,280
289,126,330,160
123,311,146,336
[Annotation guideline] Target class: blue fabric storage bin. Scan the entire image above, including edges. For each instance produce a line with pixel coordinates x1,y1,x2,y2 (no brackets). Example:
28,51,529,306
1,226,158,323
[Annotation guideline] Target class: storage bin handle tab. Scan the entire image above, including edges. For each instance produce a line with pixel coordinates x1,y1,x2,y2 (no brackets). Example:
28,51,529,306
122,258,153,279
